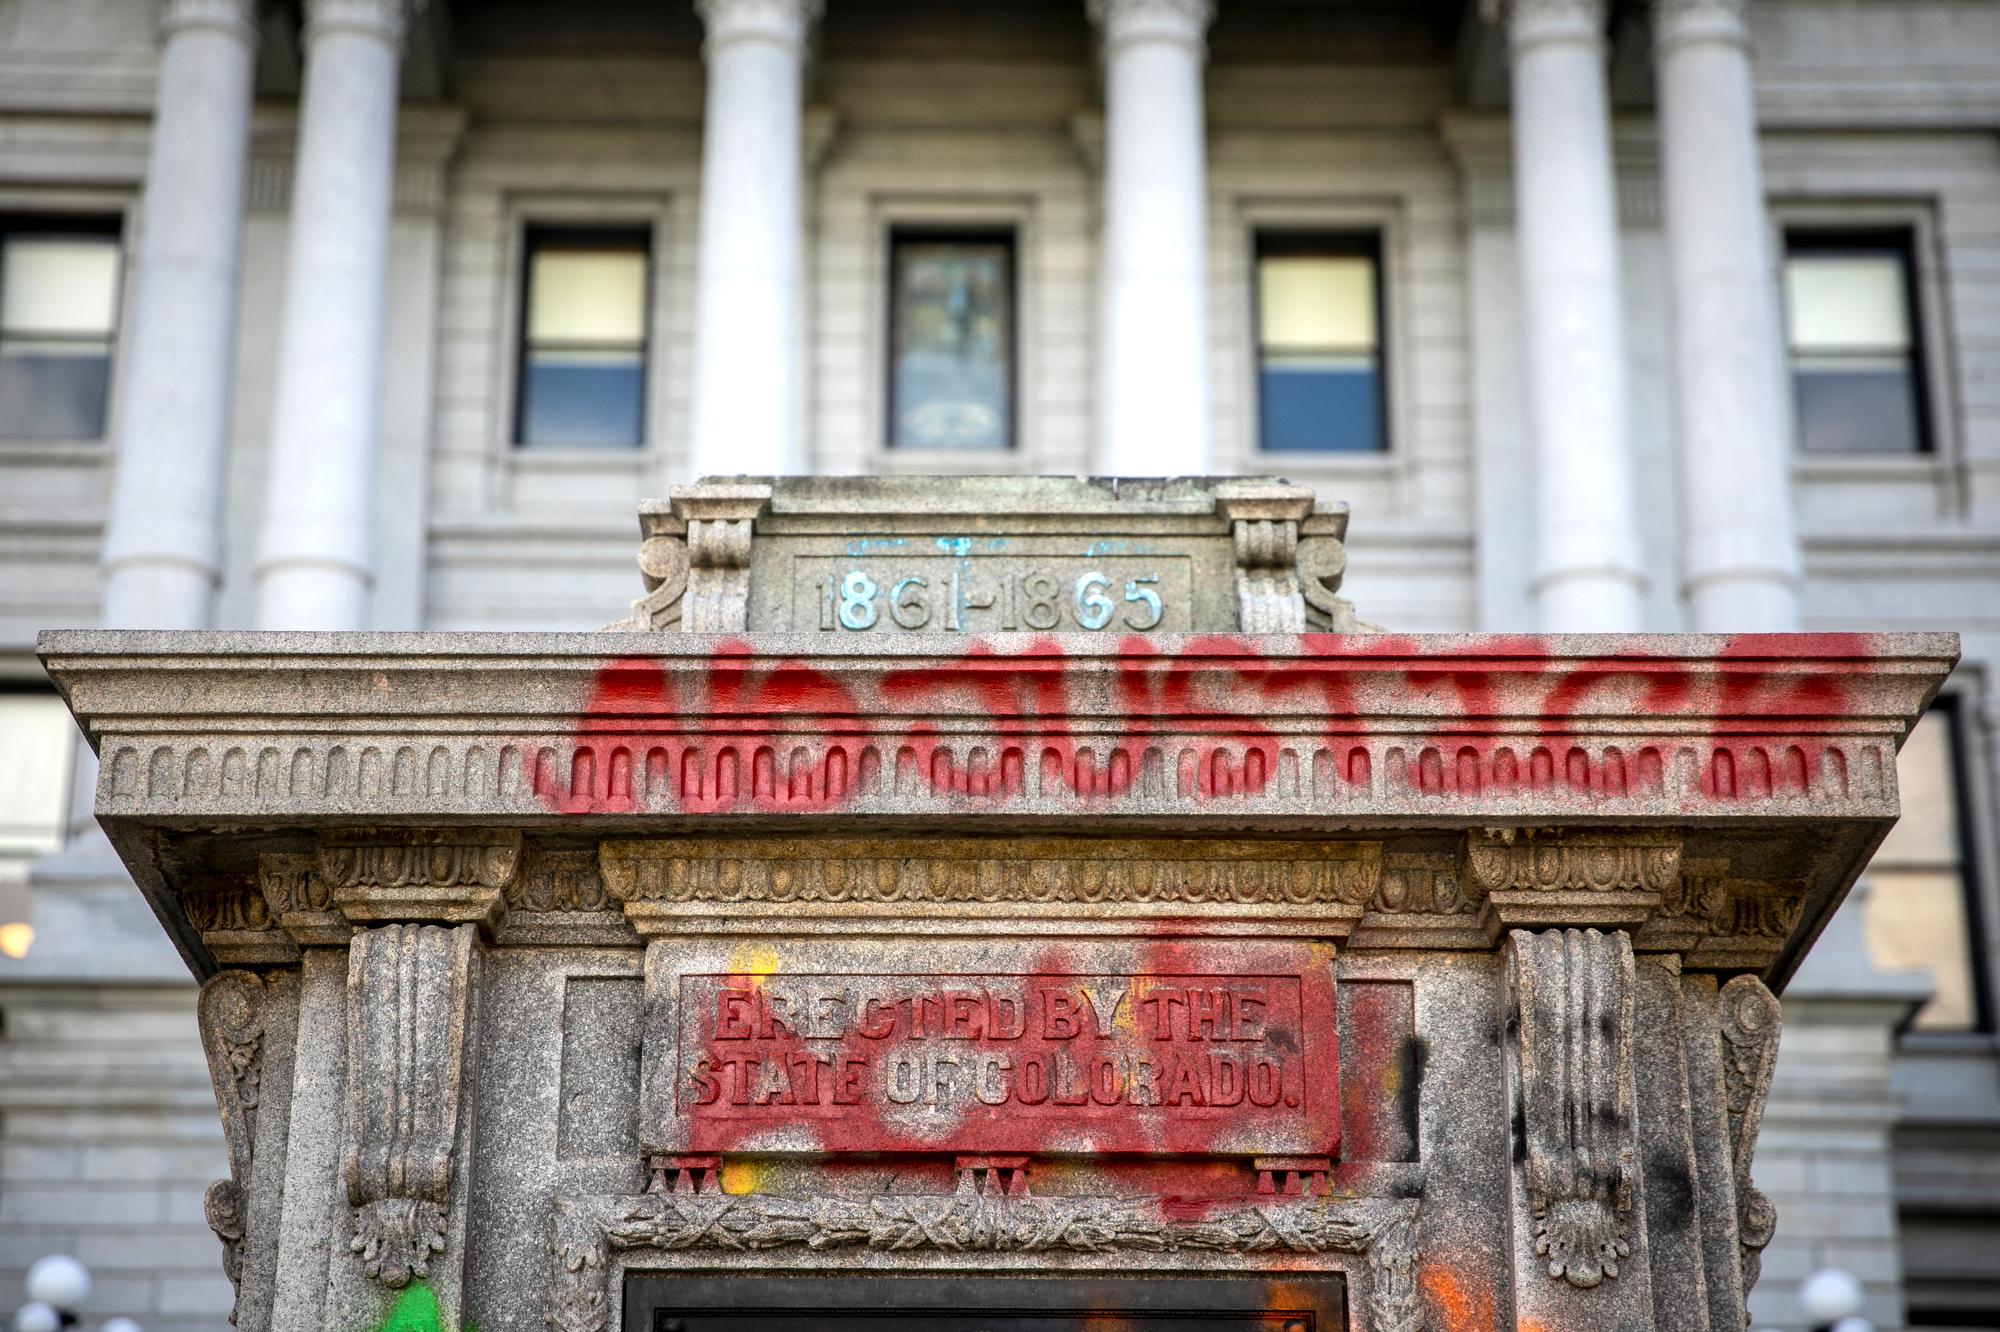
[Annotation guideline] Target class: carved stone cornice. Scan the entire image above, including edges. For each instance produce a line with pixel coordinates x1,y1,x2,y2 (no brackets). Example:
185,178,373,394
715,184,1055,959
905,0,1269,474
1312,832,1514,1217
185,875,297,966
198,971,270,1324
1640,856,1806,971
343,923,475,1290
670,484,771,632
548,1172,1421,1332
1507,927,1638,1291
257,852,348,947
318,829,520,932
1719,975,1781,1311
1469,829,1681,939
600,836,1380,936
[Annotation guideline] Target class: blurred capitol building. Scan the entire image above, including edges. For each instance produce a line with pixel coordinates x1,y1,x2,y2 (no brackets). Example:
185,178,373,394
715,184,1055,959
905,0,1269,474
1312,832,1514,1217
0,0,1996,1326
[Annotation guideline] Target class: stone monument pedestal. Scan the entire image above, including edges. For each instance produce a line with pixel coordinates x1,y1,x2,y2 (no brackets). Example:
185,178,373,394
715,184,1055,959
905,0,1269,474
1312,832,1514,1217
38,478,1955,1332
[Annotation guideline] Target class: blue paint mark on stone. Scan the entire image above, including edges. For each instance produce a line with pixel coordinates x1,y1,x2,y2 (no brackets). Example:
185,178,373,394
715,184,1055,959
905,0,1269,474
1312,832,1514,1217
844,536,910,557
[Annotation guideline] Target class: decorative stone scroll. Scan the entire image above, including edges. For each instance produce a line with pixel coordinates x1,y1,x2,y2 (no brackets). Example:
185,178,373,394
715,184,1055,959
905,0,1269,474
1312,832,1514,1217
676,484,770,632
605,503,691,631
198,971,269,1323
1214,481,1313,632
343,923,476,1289
1719,975,1781,1309
547,1170,1422,1332
1508,927,1639,1290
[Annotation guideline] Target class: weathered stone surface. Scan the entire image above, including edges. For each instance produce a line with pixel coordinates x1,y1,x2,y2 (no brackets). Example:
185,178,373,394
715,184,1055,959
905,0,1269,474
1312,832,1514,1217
604,475,1364,635
34,581,1956,1332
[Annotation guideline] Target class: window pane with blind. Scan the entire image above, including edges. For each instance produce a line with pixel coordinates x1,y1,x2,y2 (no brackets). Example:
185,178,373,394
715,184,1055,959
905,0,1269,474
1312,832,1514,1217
1784,234,1927,454
0,689,74,877
888,232,1013,451
1863,703,1983,1031
0,224,122,440
517,229,650,448
1255,235,1384,453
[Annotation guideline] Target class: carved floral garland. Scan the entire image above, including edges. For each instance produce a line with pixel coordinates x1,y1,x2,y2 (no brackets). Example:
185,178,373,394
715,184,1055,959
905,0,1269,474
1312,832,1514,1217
547,1178,1422,1332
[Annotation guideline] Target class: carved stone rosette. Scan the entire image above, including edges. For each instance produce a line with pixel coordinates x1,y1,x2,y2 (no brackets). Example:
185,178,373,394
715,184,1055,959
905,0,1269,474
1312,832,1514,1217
198,971,268,1324
1719,974,1781,1310
342,923,476,1289
1507,927,1639,1290
548,1171,1421,1332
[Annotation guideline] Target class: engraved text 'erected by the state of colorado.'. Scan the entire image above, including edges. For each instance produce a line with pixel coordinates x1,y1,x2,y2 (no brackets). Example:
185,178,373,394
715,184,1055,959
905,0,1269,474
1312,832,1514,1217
673,959,1339,1157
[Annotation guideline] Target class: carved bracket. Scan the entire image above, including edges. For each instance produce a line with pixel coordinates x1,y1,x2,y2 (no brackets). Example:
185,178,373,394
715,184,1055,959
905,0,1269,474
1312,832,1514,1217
548,1170,1422,1332
1214,481,1313,632
671,483,771,632
1507,927,1639,1290
605,502,691,631
1471,829,1680,940
319,828,520,932
1719,975,1781,1312
343,923,476,1289
198,971,269,1324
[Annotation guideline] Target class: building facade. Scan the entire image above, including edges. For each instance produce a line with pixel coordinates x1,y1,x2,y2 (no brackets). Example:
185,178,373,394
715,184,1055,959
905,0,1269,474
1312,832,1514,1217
0,0,1996,1327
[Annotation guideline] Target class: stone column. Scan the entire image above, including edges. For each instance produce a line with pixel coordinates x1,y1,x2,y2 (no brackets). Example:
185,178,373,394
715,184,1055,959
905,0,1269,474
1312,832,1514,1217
1090,0,1213,476
99,0,258,629
1501,0,1647,631
252,0,406,630
1654,0,1802,631
687,0,818,478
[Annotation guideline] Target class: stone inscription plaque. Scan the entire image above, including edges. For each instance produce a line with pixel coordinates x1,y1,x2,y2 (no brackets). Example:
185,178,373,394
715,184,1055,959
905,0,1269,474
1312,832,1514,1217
642,941,1338,1158
790,549,1196,634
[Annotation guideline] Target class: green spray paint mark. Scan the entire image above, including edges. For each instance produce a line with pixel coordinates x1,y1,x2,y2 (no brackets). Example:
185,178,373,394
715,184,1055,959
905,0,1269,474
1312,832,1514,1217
370,1282,475,1332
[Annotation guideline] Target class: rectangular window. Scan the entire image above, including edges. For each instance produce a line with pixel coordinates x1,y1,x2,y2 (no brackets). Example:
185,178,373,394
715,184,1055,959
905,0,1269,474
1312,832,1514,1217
887,229,1014,451
1863,699,1987,1031
1254,232,1385,454
0,218,122,440
1783,231,1929,454
516,227,650,448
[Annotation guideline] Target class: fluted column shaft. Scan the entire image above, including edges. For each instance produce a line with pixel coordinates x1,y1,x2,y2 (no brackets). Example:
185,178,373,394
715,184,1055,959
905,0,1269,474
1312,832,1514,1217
99,0,259,628
253,0,406,630
687,0,817,477
1505,0,1647,631
1655,0,1802,631
1091,0,1213,476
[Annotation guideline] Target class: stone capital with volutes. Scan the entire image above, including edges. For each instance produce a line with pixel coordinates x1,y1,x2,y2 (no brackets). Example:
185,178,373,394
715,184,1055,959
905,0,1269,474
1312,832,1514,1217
1467,828,1681,942
1088,0,1214,56
317,828,521,935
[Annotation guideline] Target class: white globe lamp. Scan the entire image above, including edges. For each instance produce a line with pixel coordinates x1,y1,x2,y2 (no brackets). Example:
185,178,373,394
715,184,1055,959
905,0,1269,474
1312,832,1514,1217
24,1254,90,1309
1800,1266,1865,1323
11,1304,58,1332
